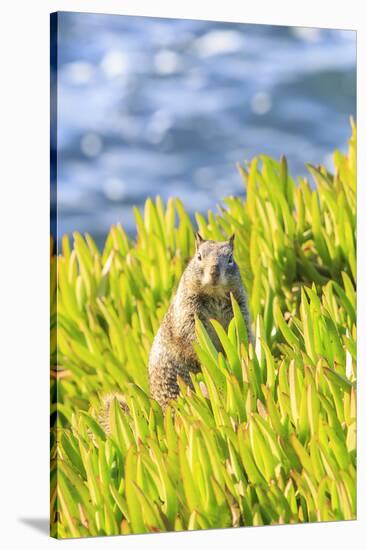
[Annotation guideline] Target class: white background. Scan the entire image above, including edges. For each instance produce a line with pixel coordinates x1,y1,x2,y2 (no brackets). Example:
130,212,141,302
0,1,364,548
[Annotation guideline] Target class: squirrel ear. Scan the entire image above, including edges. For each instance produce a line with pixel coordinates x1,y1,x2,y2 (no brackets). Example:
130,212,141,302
228,233,235,249
195,232,205,249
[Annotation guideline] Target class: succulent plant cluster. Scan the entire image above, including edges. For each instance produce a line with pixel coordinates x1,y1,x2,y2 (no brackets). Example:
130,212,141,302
51,123,356,538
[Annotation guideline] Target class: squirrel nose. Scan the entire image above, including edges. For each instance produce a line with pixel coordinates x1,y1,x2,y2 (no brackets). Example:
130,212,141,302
209,265,220,282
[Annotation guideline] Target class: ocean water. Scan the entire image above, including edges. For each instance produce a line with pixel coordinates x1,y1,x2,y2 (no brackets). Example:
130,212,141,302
52,12,356,250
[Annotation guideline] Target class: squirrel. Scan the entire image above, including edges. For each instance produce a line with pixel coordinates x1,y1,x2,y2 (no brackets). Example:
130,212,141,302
148,233,252,410
93,233,252,430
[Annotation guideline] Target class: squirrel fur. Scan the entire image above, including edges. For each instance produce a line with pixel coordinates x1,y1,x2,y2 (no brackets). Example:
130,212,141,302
148,233,252,409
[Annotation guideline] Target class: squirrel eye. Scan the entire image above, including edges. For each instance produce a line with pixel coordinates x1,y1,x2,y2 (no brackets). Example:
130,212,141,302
197,252,202,261
228,255,233,265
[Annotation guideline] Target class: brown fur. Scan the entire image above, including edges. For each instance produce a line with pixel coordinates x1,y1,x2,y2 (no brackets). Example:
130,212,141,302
97,393,129,434
148,233,252,409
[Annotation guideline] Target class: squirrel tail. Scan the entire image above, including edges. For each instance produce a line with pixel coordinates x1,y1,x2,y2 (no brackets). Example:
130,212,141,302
96,392,129,435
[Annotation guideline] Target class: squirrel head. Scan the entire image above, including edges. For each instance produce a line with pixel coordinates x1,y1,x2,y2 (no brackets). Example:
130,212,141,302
189,232,240,294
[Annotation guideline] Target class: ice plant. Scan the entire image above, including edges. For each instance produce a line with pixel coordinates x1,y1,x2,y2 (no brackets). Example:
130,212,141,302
51,122,356,538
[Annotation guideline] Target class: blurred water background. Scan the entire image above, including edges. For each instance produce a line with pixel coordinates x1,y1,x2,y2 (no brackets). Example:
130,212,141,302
52,12,356,250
